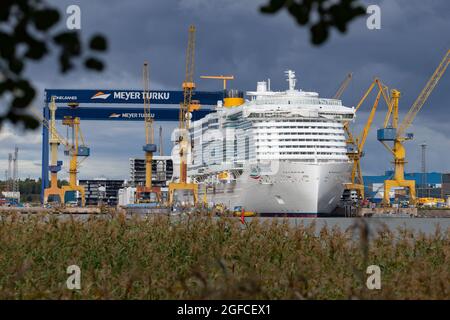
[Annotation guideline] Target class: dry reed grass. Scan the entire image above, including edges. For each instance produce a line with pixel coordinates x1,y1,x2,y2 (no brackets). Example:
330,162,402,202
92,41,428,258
0,212,448,299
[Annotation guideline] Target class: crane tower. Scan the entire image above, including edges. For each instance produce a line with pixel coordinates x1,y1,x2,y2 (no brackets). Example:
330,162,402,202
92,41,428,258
168,25,200,206
377,49,449,205
135,62,161,203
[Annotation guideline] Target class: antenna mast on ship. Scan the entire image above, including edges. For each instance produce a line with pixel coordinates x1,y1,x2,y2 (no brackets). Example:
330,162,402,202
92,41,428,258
285,70,297,91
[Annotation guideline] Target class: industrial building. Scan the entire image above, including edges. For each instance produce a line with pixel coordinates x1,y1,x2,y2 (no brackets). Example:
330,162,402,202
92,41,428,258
442,174,450,200
1,191,20,206
73,156,174,207
78,179,125,206
364,171,444,202
129,156,173,187
1,147,20,206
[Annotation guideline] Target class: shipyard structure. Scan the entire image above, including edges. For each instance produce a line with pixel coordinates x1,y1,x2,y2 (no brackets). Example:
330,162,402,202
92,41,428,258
30,47,448,215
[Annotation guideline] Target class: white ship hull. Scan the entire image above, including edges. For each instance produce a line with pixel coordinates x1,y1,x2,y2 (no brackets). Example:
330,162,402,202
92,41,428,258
199,161,352,216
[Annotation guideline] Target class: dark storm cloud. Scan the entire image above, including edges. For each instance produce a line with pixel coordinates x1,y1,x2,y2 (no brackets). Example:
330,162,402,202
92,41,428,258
2,0,449,178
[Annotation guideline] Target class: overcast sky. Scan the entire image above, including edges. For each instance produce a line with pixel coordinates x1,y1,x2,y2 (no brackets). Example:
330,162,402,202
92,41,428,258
0,0,449,181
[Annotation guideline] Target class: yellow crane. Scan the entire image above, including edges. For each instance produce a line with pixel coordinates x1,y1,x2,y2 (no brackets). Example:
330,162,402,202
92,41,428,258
377,49,449,205
344,78,390,198
333,73,353,99
43,97,66,205
200,75,244,108
168,25,200,206
136,62,161,203
335,71,361,159
200,75,234,90
42,98,89,206
61,112,89,206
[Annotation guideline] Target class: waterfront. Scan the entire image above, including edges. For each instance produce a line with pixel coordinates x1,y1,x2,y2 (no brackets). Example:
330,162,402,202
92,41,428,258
263,217,450,236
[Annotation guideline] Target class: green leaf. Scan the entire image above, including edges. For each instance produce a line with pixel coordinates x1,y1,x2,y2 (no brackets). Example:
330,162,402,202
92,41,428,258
12,79,35,109
311,21,329,45
89,35,108,51
9,58,24,74
53,31,81,56
288,3,310,26
59,52,73,73
25,40,48,60
0,0,13,21
0,32,15,58
32,9,60,31
6,111,40,129
261,0,366,45
13,17,29,43
1,79,15,91
84,57,104,71
260,0,287,14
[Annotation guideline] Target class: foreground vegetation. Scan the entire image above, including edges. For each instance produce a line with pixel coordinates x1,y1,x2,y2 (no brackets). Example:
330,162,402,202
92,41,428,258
0,213,449,299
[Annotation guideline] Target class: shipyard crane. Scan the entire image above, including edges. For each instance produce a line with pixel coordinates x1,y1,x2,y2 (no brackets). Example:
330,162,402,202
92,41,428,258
40,98,89,206
377,49,450,205
168,25,200,206
61,110,89,206
136,62,161,203
343,77,390,153
200,75,234,90
200,74,244,108
43,97,66,205
333,73,353,99
344,78,390,198
159,126,164,156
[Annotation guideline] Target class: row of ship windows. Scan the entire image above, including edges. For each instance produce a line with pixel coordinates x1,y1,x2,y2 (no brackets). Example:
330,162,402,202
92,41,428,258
193,134,344,143
317,159,348,163
280,139,343,142
274,145,345,149
250,158,348,163
260,132,344,135
257,136,344,142
256,144,343,148
257,144,343,148
256,125,341,129
321,113,353,119
255,123,340,127
258,138,344,142
255,119,337,123
249,98,341,105
256,152,347,155
250,112,351,118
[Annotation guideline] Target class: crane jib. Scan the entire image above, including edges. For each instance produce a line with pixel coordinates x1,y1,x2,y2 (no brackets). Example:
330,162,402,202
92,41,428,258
397,50,449,137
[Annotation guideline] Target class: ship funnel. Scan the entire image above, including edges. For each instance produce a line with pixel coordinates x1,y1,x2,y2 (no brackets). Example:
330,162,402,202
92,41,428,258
224,89,244,108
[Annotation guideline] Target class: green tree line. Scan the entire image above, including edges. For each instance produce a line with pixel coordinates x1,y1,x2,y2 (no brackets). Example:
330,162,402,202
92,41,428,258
1,178,68,203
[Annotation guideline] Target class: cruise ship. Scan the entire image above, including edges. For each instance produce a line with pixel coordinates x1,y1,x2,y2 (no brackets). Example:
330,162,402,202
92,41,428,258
186,70,355,216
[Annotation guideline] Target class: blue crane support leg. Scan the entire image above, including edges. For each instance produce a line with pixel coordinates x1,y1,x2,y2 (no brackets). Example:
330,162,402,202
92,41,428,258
41,103,49,204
